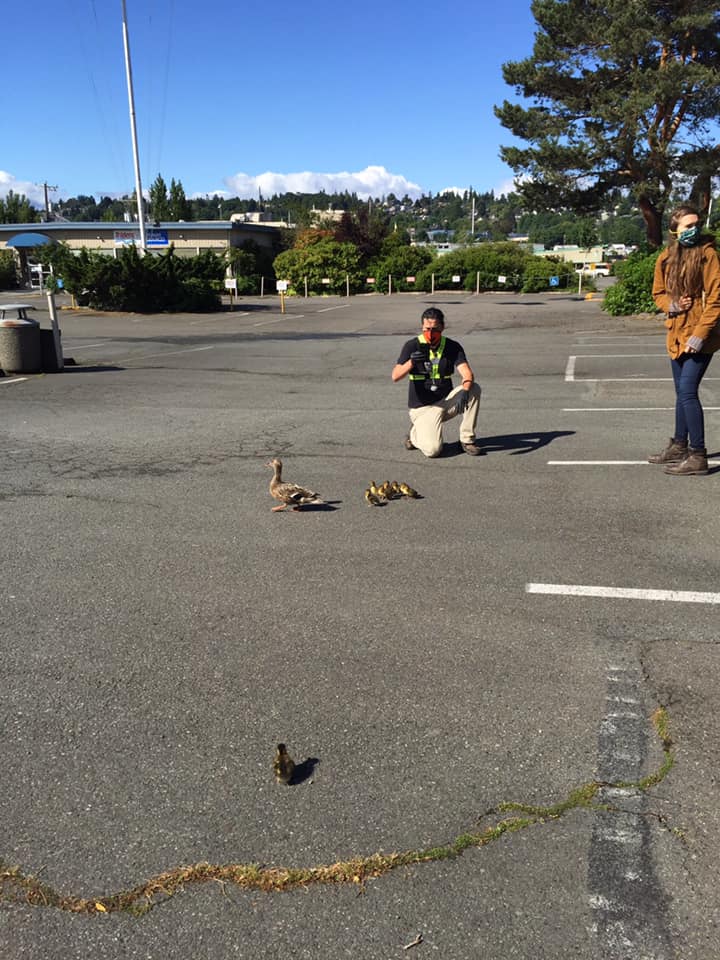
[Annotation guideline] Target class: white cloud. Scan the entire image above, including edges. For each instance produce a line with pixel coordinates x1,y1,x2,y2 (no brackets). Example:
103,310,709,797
438,186,467,197
494,176,527,197
219,165,423,200
0,171,45,207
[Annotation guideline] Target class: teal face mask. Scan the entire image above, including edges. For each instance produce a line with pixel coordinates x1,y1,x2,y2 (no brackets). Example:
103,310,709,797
677,224,701,247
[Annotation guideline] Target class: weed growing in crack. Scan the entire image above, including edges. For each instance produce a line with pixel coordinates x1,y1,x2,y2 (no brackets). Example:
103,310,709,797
0,707,678,916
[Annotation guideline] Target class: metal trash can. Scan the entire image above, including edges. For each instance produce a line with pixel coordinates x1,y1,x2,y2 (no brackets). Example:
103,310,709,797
0,317,41,374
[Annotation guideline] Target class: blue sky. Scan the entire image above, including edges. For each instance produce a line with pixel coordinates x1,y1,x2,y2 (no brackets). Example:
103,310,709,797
2,0,538,208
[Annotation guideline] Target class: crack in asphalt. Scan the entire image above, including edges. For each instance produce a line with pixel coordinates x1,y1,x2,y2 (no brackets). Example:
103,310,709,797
0,707,676,917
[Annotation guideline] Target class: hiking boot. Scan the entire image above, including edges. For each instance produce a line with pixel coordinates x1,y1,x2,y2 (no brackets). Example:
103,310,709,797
461,441,484,456
663,448,709,476
403,435,416,451
648,438,688,464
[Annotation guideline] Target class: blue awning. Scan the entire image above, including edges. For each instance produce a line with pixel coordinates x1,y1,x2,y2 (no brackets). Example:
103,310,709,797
6,232,54,248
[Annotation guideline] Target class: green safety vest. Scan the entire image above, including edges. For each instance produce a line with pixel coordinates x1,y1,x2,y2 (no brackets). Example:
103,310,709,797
408,335,453,384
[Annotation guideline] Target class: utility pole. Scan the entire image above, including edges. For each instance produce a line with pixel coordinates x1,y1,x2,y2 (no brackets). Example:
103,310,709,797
120,0,146,252
36,182,58,220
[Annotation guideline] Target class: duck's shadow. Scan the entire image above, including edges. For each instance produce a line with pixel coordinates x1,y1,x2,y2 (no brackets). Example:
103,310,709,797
295,501,341,512
290,757,320,785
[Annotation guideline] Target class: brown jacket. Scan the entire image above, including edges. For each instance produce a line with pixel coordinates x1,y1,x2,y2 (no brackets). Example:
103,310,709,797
652,241,720,359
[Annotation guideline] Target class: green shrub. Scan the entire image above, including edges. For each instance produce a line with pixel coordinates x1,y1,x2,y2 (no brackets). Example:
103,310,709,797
602,251,660,316
367,244,435,292
273,238,364,294
37,243,224,312
521,258,577,293
414,243,577,294
0,250,19,289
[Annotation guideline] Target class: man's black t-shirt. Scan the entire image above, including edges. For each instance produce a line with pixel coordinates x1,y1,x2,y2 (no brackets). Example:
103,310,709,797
396,336,467,408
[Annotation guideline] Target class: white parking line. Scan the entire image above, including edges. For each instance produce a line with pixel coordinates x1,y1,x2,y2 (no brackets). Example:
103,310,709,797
120,345,214,362
526,583,720,603
573,354,667,358
69,341,109,350
547,459,720,465
0,377,28,385
563,407,720,411
317,304,350,313
565,353,720,382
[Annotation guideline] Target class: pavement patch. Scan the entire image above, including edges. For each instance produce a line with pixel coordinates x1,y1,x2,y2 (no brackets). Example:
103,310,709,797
588,662,674,959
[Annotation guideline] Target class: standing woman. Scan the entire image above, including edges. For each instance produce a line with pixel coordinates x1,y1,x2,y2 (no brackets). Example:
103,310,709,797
648,204,720,475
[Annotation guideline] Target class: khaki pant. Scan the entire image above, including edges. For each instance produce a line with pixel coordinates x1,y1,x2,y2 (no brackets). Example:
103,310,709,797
408,382,482,457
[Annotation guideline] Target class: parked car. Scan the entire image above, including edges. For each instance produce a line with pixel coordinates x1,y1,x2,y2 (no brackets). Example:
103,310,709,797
575,262,611,277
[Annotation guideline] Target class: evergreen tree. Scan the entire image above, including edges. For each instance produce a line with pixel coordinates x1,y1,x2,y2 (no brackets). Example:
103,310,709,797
0,190,38,223
149,174,170,221
169,178,191,221
495,0,720,246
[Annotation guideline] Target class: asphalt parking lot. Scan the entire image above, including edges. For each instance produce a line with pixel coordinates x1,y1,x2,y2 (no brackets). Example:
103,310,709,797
1,289,719,959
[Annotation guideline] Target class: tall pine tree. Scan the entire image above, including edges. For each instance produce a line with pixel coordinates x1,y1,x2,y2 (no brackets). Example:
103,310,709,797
169,178,191,221
495,0,720,246
149,173,170,222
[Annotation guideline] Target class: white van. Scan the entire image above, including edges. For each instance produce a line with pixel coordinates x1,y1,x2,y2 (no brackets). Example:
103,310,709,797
575,262,611,277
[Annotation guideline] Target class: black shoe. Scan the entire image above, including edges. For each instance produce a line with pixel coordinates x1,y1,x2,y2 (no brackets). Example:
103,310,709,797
461,441,483,456
404,435,416,451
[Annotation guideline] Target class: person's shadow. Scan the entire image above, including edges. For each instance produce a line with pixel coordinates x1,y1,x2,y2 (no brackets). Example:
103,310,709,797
472,430,575,456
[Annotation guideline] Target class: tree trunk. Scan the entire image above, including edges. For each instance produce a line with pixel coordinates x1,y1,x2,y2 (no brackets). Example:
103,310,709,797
689,173,711,218
638,195,663,249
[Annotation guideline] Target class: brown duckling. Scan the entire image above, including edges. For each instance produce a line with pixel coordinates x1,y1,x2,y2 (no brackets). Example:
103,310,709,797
368,481,385,500
399,482,420,499
273,743,295,784
365,488,385,506
377,481,392,500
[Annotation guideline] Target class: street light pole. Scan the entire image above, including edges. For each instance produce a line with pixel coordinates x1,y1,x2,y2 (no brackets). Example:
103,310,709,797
120,0,146,252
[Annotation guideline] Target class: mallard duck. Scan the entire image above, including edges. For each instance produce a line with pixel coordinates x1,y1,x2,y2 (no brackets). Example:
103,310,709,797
273,743,295,785
399,482,420,499
388,481,403,499
365,488,385,506
266,458,324,511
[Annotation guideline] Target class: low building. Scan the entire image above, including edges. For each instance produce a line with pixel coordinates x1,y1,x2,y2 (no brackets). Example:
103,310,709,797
0,219,281,287
536,244,606,268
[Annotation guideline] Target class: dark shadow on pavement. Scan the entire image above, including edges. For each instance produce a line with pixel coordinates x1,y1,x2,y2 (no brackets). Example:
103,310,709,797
479,430,576,455
295,500,341,512
60,365,126,373
290,757,320,785
221,302,274,312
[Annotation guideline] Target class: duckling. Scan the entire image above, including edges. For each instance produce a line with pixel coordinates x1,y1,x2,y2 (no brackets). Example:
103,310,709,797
266,458,324,511
273,743,295,785
368,481,385,501
399,482,420,499
377,481,392,500
388,481,403,500
365,487,385,506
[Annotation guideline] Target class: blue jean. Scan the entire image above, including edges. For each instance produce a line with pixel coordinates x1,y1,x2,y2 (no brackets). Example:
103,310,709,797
671,352,713,449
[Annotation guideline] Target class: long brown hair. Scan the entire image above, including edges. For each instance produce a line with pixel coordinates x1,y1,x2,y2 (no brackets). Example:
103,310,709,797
663,204,711,299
